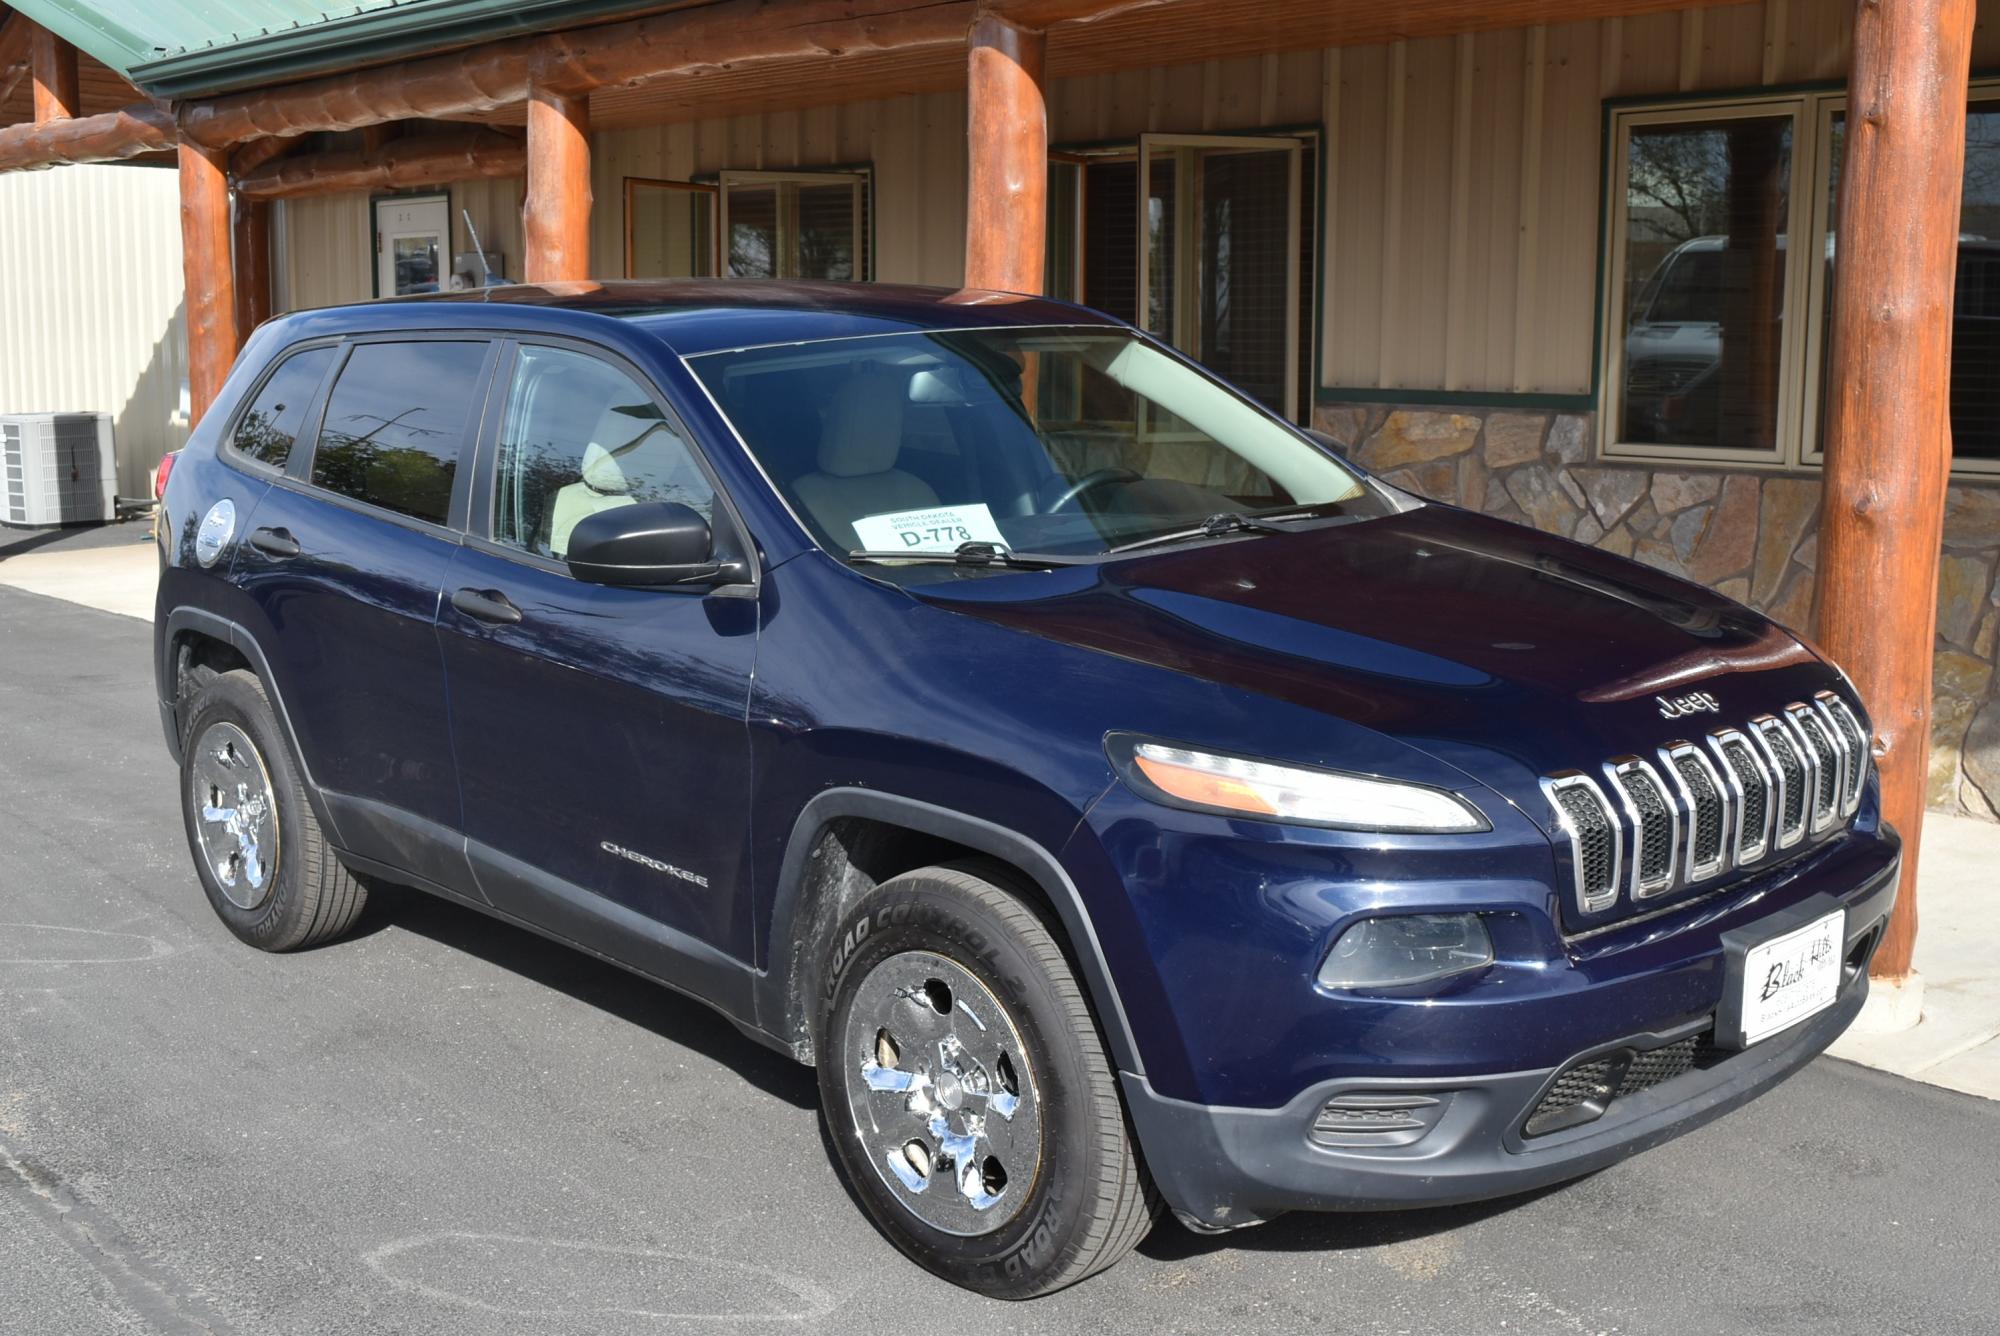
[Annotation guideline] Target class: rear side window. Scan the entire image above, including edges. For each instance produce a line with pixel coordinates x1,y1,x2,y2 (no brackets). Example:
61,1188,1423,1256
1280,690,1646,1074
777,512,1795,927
232,346,335,469
310,341,489,525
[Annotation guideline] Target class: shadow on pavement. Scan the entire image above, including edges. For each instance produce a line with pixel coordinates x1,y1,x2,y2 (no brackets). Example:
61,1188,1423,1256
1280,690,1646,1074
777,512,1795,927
352,882,821,1111
1137,1177,1577,1262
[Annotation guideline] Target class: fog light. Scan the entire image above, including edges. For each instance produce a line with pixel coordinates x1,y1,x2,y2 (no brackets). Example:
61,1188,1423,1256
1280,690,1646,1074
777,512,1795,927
1317,913,1493,990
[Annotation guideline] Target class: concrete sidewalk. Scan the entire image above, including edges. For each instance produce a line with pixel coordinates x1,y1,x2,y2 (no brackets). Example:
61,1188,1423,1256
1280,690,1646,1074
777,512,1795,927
1829,811,2000,1099
6,517,1997,1098
0,519,157,621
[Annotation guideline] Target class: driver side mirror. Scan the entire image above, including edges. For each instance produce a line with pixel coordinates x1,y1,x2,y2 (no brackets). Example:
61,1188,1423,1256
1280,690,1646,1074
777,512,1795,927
565,501,749,589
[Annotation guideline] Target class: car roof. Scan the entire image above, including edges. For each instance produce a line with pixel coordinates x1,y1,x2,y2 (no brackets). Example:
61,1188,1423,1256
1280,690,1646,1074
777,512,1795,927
279,279,1126,358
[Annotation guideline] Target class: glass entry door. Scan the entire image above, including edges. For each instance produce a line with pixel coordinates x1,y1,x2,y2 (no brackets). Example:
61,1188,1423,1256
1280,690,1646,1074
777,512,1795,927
374,194,450,296
1137,135,1304,421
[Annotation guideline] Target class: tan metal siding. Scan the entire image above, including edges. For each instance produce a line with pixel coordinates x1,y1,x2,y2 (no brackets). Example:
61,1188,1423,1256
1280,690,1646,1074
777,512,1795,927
0,163,188,496
277,179,526,311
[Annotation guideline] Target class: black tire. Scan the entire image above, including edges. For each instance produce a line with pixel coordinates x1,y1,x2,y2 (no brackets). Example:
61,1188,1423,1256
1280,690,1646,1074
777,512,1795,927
178,669,367,951
816,862,1158,1298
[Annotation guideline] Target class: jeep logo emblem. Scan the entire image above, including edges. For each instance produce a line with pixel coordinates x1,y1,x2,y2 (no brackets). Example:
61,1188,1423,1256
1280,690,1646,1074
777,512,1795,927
1657,691,1720,719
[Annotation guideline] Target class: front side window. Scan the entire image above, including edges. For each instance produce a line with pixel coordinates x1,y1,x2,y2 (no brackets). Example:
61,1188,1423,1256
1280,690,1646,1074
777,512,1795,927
309,341,488,525
491,345,714,560
688,327,1372,563
232,345,336,469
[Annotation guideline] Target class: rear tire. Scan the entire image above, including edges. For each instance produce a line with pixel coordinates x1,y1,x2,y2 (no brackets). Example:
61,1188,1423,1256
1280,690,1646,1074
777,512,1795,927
816,862,1157,1298
179,670,367,951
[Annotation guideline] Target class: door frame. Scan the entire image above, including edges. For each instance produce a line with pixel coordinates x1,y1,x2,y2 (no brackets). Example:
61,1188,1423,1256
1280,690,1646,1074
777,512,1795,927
371,191,452,299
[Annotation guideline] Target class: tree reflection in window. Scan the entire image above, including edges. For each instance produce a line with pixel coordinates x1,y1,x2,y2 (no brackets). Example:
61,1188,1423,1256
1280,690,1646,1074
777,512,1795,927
309,342,488,525
231,346,336,469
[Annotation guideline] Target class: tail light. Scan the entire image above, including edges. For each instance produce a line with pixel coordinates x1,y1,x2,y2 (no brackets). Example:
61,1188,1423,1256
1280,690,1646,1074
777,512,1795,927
154,450,180,500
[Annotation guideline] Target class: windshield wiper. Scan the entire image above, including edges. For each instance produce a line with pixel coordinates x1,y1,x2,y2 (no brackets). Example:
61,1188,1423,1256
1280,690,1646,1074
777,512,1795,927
1106,511,1306,556
847,541,1078,570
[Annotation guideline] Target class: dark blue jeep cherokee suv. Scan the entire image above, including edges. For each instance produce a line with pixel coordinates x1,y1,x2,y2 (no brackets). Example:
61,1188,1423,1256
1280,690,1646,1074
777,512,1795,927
155,281,1899,1298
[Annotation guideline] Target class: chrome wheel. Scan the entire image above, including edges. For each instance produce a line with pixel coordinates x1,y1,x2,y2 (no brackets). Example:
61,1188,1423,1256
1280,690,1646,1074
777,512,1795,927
841,950,1042,1237
189,721,279,910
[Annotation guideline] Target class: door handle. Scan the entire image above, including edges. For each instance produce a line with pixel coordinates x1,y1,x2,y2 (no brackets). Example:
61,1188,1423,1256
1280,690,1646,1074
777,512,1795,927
451,587,524,626
247,526,301,559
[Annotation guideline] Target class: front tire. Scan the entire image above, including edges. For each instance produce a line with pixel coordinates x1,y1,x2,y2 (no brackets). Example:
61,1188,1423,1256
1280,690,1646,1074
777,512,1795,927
816,863,1157,1298
179,670,367,951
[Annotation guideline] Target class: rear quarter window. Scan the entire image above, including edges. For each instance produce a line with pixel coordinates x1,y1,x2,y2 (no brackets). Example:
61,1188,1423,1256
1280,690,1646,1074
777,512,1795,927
230,345,336,470
309,341,489,526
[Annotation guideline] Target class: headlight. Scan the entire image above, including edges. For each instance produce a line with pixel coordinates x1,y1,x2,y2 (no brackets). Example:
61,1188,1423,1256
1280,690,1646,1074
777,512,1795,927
1318,913,1494,989
1107,735,1489,833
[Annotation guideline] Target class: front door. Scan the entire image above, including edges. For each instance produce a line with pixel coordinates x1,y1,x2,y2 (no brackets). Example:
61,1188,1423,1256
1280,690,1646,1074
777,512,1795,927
375,194,450,296
437,340,760,975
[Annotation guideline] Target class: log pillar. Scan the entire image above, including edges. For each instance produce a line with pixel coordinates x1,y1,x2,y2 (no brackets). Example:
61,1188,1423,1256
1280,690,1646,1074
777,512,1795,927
1816,0,1978,982
179,143,240,427
523,83,591,283
29,23,78,124
964,14,1047,294
233,197,273,345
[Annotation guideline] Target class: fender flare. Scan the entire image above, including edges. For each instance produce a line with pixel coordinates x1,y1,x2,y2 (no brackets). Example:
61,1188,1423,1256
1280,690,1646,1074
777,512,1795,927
158,607,345,845
758,787,1143,1076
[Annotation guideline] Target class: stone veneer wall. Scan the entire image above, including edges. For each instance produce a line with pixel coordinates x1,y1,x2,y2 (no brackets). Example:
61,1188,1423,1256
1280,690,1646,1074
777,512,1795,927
1311,403,2000,822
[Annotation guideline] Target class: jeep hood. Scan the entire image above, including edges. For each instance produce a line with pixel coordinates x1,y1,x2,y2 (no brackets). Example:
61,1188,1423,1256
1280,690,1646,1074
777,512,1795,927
913,505,1843,829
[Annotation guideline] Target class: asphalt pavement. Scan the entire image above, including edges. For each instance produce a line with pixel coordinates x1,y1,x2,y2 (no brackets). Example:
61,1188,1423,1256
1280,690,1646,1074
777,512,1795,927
3,581,1998,1336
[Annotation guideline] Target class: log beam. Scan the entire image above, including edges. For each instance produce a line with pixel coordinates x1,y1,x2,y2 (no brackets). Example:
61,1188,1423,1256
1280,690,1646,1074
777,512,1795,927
524,83,590,282
964,14,1047,293
29,21,77,123
179,142,239,426
178,0,980,148
0,103,176,171
233,196,272,343
234,127,524,199
1816,0,1978,982
229,133,297,180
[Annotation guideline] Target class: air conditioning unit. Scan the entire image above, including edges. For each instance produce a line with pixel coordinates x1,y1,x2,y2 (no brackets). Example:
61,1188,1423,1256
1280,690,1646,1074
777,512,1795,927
0,412,117,527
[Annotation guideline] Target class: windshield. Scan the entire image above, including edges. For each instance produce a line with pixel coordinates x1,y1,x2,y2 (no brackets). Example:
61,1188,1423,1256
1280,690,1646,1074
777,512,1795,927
686,327,1376,561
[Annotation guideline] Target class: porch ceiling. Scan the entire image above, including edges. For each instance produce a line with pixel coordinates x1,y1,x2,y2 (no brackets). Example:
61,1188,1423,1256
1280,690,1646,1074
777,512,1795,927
473,0,1768,132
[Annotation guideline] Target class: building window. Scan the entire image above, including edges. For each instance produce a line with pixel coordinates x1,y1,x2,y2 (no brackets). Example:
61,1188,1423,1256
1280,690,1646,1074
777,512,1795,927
719,170,870,280
1601,86,2000,477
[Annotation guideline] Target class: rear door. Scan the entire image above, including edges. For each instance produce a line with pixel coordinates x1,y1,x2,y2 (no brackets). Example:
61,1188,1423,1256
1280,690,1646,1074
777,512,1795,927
437,339,760,978
232,335,497,890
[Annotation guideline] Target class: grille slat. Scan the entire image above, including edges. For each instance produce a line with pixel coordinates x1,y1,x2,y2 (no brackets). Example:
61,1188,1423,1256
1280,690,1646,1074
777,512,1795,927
1788,704,1841,833
1712,732,1772,863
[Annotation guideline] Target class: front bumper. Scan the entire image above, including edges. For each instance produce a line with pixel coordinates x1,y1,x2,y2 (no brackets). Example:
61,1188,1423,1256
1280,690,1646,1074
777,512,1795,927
1126,855,1896,1230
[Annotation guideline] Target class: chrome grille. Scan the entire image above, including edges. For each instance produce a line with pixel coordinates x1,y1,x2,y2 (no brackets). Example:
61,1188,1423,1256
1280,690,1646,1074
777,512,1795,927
1542,774,1621,914
1816,691,1870,815
1752,715,1809,848
1787,703,1842,834
1542,693,1866,921
1709,730,1773,863
1606,757,1676,896
1662,742,1730,881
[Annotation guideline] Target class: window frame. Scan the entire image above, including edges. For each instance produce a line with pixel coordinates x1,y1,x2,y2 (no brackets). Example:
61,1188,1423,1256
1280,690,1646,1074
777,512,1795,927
465,335,757,594
217,337,344,480
1598,81,2000,478
622,176,720,279
291,333,500,536
716,167,872,281
1597,96,1820,469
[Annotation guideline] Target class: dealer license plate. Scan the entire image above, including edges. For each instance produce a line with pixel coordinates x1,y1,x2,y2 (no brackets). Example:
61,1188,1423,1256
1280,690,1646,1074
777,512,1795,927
1739,910,1844,1046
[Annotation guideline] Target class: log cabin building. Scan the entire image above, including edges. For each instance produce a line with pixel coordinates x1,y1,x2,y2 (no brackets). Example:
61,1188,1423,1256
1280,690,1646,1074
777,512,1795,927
0,0,1984,981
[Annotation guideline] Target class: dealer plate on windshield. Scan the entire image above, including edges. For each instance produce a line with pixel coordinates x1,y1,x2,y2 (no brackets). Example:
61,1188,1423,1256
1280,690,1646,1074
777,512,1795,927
1738,909,1844,1046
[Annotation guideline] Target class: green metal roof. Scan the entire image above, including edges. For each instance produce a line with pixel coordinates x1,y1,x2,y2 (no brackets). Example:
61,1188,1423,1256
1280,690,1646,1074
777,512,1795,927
9,0,684,98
